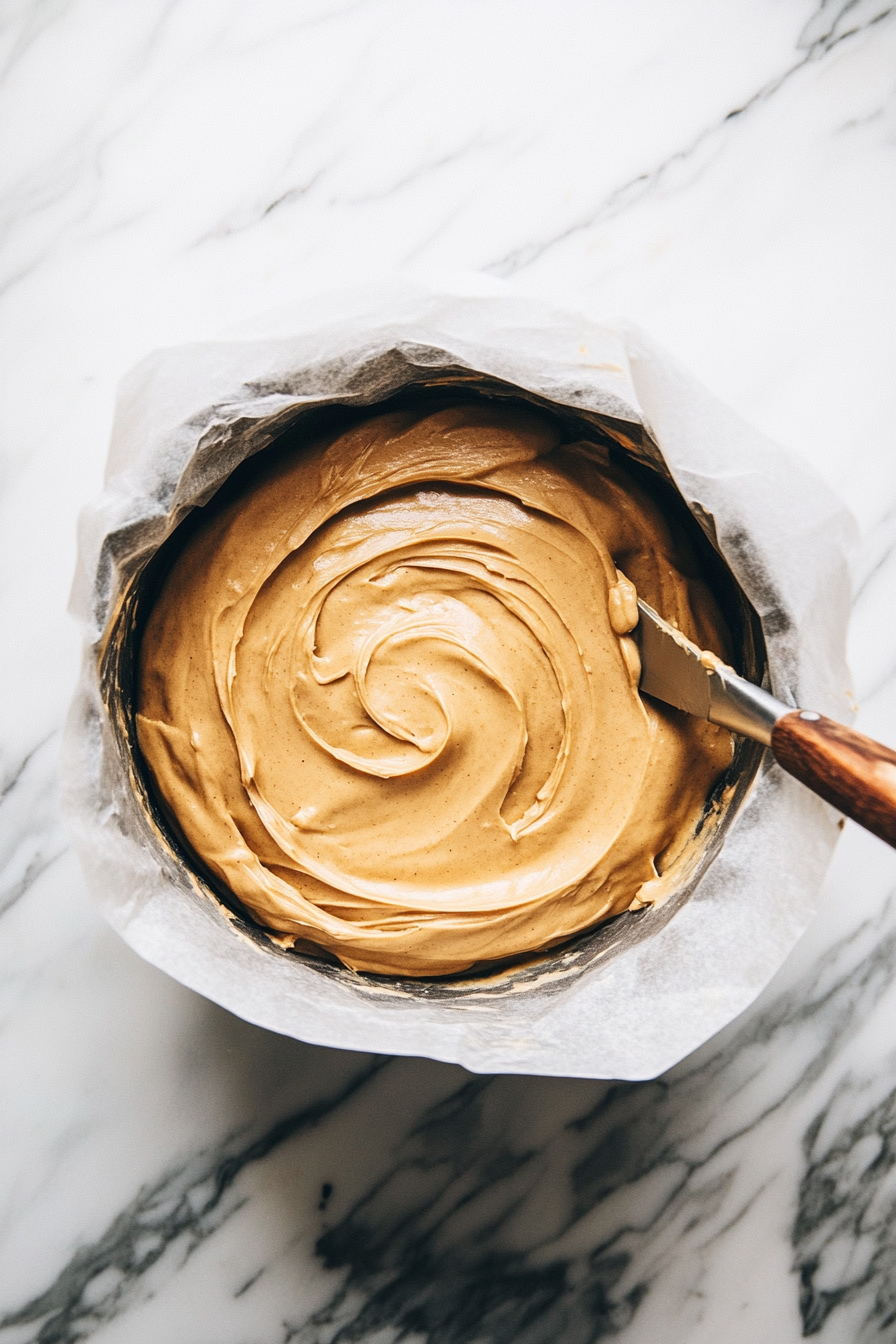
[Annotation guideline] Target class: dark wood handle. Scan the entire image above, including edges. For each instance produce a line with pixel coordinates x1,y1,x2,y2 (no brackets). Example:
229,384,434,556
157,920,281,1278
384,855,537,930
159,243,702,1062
771,712,896,848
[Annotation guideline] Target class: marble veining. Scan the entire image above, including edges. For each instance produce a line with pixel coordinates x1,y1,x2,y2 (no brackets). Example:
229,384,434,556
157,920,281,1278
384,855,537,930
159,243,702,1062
3,892,896,1341
1,1,895,1339
0,735,66,921
488,0,896,278
491,0,896,278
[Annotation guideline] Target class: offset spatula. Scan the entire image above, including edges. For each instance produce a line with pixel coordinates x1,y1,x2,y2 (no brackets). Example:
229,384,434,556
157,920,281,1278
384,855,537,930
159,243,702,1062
636,600,896,849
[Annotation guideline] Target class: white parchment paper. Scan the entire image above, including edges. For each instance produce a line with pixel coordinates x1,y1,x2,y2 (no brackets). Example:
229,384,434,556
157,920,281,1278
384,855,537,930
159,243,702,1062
62,285,855,1080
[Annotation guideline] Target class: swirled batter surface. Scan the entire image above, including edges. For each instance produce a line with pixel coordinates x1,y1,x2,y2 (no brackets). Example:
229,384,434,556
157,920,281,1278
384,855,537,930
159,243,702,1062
137,403,733,976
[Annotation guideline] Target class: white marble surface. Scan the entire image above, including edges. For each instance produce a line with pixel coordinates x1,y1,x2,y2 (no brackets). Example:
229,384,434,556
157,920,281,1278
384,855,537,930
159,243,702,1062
1,0,895,1339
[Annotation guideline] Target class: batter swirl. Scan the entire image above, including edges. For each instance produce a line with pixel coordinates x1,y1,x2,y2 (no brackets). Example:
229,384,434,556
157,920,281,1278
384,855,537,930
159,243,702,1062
137,402,733,975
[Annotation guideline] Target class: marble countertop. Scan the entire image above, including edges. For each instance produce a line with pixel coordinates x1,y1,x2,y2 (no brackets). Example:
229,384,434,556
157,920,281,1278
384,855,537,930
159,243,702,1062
2,2,895,1339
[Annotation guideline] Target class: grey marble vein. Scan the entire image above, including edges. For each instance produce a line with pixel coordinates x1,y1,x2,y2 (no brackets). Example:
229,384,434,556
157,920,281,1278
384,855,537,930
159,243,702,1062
1,1,895,1337
0,1059,387,1344
0,735,67,920
279,904,896,1343
485,0,896,279
4,897,896,1342
849,515,896,707
796,1072,896,1339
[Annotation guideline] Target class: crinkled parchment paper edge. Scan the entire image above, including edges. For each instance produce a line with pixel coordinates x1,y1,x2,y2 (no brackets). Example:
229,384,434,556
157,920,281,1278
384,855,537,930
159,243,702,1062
61,285,854,1079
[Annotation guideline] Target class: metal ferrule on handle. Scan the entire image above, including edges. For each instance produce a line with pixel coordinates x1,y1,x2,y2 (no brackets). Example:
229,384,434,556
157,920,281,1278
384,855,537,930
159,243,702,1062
635,599,896,849
706,665,791,746
635,598,792,746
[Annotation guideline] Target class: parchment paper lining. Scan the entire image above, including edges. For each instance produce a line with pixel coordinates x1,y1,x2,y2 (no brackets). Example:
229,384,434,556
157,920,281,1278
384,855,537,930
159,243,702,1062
62,287,853,1080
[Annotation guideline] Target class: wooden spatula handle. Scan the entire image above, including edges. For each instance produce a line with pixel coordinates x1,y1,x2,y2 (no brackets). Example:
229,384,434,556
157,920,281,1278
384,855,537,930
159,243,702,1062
771,711,896,848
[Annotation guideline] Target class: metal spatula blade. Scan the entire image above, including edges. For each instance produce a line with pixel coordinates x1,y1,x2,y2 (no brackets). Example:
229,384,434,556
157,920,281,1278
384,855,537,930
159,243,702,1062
636,599,785,745
634,599,896,849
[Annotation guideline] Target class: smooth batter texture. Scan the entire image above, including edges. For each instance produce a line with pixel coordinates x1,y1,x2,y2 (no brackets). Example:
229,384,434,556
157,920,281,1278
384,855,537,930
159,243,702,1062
136,403,733,976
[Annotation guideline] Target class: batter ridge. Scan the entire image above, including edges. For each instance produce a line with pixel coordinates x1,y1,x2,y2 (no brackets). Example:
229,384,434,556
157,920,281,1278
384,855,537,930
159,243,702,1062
137,402,733,975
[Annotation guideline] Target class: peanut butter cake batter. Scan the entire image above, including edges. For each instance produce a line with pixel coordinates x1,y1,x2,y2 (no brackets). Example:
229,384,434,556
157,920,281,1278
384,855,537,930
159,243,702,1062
137,403,733,976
